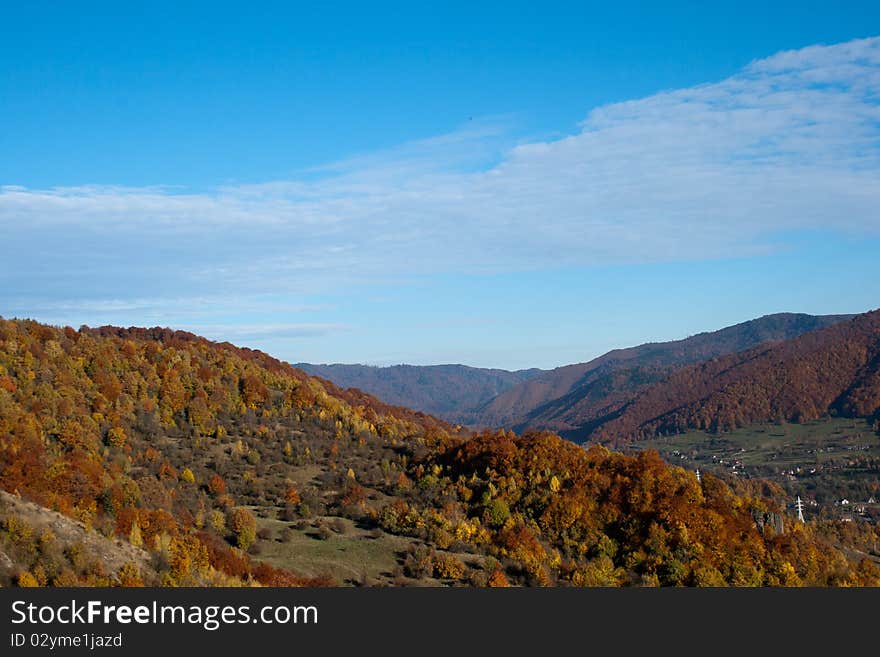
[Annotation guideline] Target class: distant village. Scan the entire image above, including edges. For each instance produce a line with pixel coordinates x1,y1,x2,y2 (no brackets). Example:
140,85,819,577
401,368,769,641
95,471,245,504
663,438,880,525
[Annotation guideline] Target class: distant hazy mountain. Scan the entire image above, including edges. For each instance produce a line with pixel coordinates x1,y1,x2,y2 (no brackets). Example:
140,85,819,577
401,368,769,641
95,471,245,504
293,363,544,425
591,310,880,445
473,313,855,439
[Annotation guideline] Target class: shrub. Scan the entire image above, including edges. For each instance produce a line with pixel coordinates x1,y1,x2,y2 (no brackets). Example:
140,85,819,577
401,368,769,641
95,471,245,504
468,570,488,587
403,545,434,579
226,508,257,550
487,568,511,587
207,475,227,496
280,504,299,522
209,510,226,532
17,571,39,587
116,562,144,587
433,554,466,580
284,487,301,505
483,499,510,529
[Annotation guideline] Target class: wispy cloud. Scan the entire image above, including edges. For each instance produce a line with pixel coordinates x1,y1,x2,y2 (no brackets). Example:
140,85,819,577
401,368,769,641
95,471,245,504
191,323,350,341
2,37,880,327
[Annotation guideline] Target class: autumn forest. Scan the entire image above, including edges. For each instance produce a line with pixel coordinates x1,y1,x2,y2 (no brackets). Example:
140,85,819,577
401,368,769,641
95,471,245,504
1,312,879,588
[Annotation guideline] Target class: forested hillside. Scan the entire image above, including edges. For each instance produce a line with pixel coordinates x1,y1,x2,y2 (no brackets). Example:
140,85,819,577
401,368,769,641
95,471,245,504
592,310,880,444
1,317,877,587
0,318,461,586
476,313,853,438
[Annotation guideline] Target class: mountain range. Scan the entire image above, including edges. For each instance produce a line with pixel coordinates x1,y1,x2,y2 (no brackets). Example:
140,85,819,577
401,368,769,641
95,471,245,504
301,313,855,439
294,363,543,425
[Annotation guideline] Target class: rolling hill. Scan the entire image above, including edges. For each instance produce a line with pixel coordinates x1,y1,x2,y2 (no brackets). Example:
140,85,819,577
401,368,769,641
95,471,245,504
0,318,464,586
474,313,854,439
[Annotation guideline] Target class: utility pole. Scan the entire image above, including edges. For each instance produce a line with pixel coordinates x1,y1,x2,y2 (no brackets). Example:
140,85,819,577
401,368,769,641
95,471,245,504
795,496,805,523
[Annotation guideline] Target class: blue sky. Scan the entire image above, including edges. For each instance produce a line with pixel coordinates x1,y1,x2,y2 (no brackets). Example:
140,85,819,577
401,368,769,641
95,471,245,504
2,2,880,369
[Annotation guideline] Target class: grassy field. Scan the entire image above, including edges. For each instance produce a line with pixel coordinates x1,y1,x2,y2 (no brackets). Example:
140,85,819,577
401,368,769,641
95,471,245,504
629,418,880,514
251,512,486,586
253,514,414,584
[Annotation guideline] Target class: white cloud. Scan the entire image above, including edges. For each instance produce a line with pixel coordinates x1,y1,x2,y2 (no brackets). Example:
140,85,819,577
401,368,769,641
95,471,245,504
2,36,880,303
192,323,350,339
2,296,327,318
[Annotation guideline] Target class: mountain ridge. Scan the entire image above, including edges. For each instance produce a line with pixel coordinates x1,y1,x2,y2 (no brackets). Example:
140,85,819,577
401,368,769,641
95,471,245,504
591,309,880,444
298,314,856,435
476,312,856,438
294,362,544,425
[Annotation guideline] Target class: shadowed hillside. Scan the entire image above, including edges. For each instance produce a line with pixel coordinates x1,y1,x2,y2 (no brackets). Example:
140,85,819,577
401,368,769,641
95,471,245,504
295,363,543,425
475,313,854,439
591,310,880,444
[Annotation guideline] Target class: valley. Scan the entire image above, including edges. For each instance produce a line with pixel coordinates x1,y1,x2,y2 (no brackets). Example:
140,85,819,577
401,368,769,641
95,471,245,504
631,418,880,521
